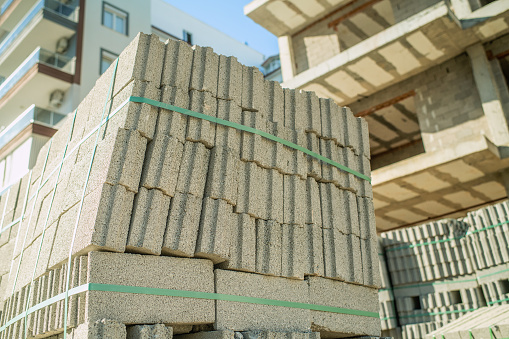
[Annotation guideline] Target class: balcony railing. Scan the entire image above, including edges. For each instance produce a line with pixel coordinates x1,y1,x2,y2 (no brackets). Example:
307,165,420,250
0,104,66,150
0,47,74,101
0,0,14,16
0,0,78,57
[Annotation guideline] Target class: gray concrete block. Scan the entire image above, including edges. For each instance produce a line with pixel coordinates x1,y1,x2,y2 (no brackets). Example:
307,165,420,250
140,134,184,197
126,187,171,255
357,117,370,159
299,90,321,135
186,90,217,148
195,198,234,264
319,98,344,147
240,111,272,167
176,141,210,198
190,46,219,95
263,81,284,124
356,197,376,241
178,330,234,339
263,169,284,223
218,213,256,273
306,133,321,179
86,252,215,325
70,319,127,339
281,223,305,279
305,178,321,226
319,183,349,234
235,162,264,219
322,226,349,282
308,277,380,338
161,192,202,257
127,324,173,339
342,107,360,155
156,85,189,142
284,89,306,131
361,238,382,288
240,65,264,112
255,219,282,277
204,146,240,206
241,331,320,339
214,269,310,331
217,55,242,102
303,223,324,277
161,39,194,90
283,175,306,226
215,100,242,153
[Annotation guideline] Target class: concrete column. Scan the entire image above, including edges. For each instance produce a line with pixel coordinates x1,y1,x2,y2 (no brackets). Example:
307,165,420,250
467,43,509,145
278,35,297,82
449,0,472,18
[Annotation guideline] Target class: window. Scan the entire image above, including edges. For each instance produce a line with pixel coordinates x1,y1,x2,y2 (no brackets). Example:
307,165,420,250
100,49,118,75
183,30,192,45
102,2,128,35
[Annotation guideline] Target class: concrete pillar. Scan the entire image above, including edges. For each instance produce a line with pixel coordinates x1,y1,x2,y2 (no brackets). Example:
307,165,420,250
467,43,509,145
278,35,296,82
449,0,472,18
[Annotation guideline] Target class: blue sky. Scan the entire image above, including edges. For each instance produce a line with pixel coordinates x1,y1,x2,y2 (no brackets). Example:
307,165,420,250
162,0,279,58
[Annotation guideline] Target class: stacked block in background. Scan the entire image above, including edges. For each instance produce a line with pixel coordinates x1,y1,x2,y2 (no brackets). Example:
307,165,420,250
0,33,381,339
378,200,509,339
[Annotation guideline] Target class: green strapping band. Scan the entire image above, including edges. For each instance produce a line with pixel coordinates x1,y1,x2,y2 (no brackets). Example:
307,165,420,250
0,282,378,332
0,217,21,235
488,296,509,305
392,277,478,290
399,307,476,319
129,96,371,183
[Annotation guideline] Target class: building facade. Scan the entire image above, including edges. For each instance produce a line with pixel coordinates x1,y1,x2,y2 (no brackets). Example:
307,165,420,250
0,0,265,190
246,0,509,232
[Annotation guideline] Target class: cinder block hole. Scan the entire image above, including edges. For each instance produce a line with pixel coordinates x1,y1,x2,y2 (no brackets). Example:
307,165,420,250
499,279,509,294
450,290,462,304
411,296,421,310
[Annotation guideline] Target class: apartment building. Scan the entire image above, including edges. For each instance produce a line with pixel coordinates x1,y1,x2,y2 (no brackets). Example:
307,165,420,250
0,0,265,190
246,0,509,232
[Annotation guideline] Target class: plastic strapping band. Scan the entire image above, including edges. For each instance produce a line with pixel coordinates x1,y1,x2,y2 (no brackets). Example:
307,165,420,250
0,189,10,235
10,143,52,297
0,282,378,332
22,110,77,338
62,58,119,339
0,217,22,235
128,96,371,183
490,327,494,339
469,329,473,339
399,308,476,318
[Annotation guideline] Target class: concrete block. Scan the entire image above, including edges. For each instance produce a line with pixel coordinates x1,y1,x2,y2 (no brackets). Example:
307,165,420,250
308,277,381,338
204,145,240,205
217,55,242,102
86,252,215,325
176,141,210,198
281,223,305,279
284,89,306,131
357,197,376,241
218,213,256,273
140,134,184,196
240,65,264,112
190,46,219,95
215,100,242,153
178,330,233,339
361,237,382,288
127,324,173,339
214,269,310,331
241,331,320,339
263,81,284,124
70,319,126,339
186,90,217,148
195,198,234,264
322,226,350,282
319,98,344,146
305,178,321,226
303,223,324,277
156,85,189,142
300,90,321,135
357,117,370,159
161,192,202,257
343,107,360,155
320,183,353,235
235,162,264,219
13,172,31,221
283,175,306,226
161,39,194,90
357,155,372,198
255,219,282,277
240,111,272,167
126,187,171,255
262,169,284,223
306,133,321,179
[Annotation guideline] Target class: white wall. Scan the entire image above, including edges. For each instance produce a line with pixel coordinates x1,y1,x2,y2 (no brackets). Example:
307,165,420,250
151,0,265,67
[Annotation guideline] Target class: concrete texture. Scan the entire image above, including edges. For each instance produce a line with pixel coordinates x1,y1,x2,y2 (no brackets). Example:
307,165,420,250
126,324,173,339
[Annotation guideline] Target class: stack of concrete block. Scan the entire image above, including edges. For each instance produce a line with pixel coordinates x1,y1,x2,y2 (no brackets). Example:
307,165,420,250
401,322,443,339
378,240,398,334
0,33,381,338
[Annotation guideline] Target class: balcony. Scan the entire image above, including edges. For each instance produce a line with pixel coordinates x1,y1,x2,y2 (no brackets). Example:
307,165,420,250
0,104,65,151
0,47,74,129
0,0,78,75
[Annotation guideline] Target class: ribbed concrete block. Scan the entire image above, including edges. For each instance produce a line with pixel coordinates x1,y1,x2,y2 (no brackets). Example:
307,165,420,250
263,81,284,124
322,226,350,281
319,139,340,186
357,155,372,199
306,133,321,179
195,198,234,264
263,169,284,223
86,252,215,325
236,162,264,219
319,98,344,146
140,134,184,196
240,65,264,112
305,178,322,226
126,187,171,255
217,55,242,102
342,107,360,155
70,319,126,339
161,39,193,90
187,90,217,148
156,85,189,142
255,219,282,277
161,192,202,257
303,223,324,277
301,90,321,135
283,89,306,131
320,183,350,235
214,269,310,331
308,277,380,338
178,330,233,339
240,111,271,166
127,324,173,339
215,100,242,153
283,175,306,226
281,223,305,279
204,146,240,205
357,117,370,159
190,46,219,95
242,331,320,339
218,213,256,273
176,141,210,198
13,172,31,220
361,238,381,288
